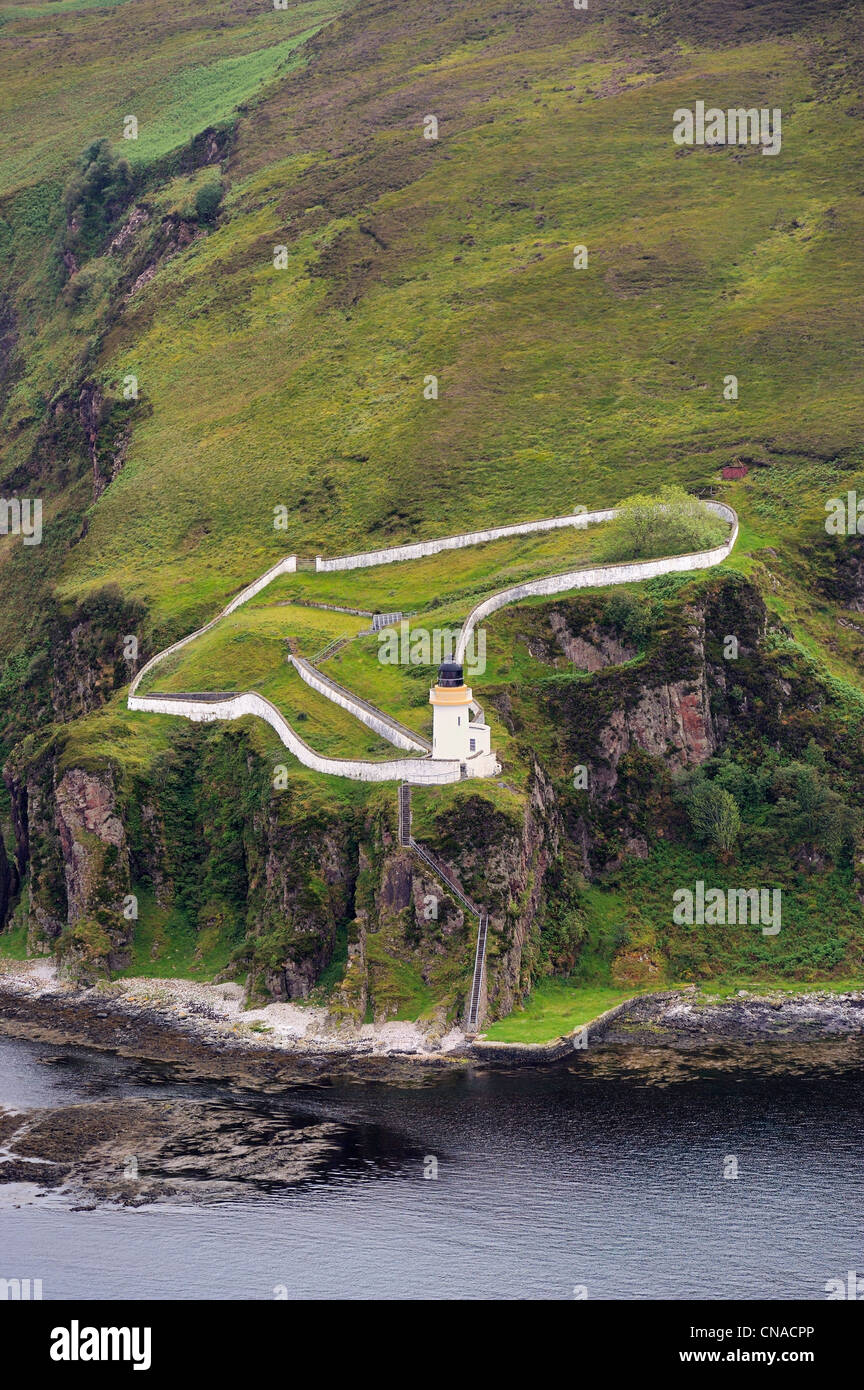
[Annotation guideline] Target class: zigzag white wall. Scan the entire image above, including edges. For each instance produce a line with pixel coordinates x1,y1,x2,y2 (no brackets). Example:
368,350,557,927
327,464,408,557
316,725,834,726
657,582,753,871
290,656,429,753
129,503,737,785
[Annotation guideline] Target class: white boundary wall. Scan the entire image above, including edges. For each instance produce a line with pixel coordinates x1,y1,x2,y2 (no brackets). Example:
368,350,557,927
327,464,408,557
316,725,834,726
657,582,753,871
128,690,497,783
290,656,430,753
315,510,617,572
128,503,737,784
456,502,738,660
223,554,297,615
129,553,297,699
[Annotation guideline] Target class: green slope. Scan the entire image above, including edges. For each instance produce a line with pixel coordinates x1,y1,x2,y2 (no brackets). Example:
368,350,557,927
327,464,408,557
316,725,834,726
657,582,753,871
3,0,864,1026
45,0,864,625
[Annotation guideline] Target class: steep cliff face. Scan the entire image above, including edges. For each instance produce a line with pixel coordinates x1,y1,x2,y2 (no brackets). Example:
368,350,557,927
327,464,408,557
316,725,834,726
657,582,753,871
54,765,134,972
5,747,67,946
336,811,475,1031
54,768,129,913
500,572,802,877
425,771,564,1021
4,724,361,993
595,673,716,795
487,767,564,1019
77,382,133,502
242,793,357,1003
322,781,558,1031
49,595,144,724
565,577,767,799
120,725,361,1001
546,613,637,672
0,589,147,754
4,746,133,972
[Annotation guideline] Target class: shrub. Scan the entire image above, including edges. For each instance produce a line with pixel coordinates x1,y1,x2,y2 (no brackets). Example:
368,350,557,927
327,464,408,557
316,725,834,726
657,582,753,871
60,139,134,269
772,761,861,864
602,590,651,645
601,484,728,562
685,779,741,855
194,180,222,225
711,754,767,811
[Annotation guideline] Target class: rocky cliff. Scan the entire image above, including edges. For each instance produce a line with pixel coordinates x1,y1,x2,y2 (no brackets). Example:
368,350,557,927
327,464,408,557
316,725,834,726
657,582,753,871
0,824,16,927
3,745,133,973
1,571,859,1023
505,572,793,874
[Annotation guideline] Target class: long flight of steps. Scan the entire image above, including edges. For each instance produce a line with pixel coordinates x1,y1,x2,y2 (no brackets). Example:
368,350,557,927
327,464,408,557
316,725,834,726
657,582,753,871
398,782,488,1033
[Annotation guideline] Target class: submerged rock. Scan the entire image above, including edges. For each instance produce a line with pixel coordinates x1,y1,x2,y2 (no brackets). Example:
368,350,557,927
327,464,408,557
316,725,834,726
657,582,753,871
0,1098,345,1205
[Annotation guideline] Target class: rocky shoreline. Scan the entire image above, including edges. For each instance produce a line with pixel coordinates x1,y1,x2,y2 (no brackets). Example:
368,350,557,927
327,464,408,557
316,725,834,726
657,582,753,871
0,963,466,1087
2,962,864,1080
5,975,864,1208
471,986,864,1065
0,1096,347,1206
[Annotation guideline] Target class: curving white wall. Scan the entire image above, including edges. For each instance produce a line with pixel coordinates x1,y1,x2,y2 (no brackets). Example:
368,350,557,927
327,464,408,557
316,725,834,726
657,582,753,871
129,553,297,699
315,510,616,572
456,502,738,661
128,503,737,785
223,554,297,615
128,690,497,783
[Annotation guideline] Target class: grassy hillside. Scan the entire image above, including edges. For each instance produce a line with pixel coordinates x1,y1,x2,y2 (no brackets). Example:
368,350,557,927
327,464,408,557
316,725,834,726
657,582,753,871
1,0,861,630
0,0,341,194
3,0,864,1033
2,0,861,622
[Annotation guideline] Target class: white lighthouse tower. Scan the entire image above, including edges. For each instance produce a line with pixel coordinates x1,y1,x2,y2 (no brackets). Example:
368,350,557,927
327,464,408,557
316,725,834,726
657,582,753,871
429,661,492,762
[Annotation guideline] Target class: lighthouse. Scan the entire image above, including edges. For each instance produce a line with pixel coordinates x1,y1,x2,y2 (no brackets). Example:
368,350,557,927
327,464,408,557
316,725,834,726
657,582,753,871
429,661,492,762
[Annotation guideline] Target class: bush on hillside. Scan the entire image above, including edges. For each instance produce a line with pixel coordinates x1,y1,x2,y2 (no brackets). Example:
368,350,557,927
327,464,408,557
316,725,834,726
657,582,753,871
683,777,741,856
601,590,652,646
600,484,728,562
194,180,223,225
60,139,134,271
675,749,863,869
771,762,862,862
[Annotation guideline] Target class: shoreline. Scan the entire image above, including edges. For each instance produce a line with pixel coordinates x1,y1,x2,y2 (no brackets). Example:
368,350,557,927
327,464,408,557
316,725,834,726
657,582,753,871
0,961,469,1086
3,961,864,1080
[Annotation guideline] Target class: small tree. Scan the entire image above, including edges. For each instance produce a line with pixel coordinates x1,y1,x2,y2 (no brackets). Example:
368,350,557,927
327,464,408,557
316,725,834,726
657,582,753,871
773,761,862,864
61,139,134,266
602,590,651,645
601,484,728,562
822,798,861,863
194,181,223,224
686,779,741,856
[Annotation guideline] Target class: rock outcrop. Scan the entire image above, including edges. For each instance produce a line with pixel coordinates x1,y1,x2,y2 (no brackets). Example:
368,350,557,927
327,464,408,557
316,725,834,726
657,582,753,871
54,767,132,937
548,612,637,671
243,795,356,1003
4,750,133,974
0,1098,345,1204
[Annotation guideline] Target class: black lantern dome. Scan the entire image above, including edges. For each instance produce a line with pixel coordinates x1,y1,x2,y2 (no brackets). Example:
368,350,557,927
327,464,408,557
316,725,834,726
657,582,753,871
437,661,464,687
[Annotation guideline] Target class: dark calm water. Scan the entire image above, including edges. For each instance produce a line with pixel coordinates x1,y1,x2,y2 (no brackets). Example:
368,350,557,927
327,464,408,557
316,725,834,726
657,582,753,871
1,1033,862,1300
